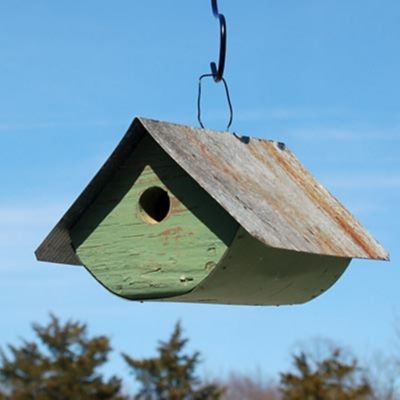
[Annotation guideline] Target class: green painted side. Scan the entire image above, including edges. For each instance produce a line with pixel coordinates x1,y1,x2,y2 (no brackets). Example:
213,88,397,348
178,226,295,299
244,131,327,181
70,135,239,300
167,227,350,305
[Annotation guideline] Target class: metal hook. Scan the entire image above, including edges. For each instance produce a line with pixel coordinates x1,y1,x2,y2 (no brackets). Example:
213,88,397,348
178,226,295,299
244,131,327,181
210,0,226,82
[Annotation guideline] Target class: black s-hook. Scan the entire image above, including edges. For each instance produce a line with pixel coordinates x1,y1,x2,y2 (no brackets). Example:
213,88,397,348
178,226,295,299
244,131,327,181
210,0,226,82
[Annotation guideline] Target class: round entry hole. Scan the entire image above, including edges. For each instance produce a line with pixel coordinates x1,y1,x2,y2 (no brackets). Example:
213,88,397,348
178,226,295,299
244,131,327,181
138,187,170,224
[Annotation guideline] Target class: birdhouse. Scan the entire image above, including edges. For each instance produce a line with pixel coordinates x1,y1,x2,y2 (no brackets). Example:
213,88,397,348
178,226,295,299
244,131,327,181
36,118,389,305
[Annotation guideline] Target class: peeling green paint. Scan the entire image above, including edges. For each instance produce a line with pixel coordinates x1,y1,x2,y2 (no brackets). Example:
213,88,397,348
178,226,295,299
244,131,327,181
171,227,350,305
70,135,239,299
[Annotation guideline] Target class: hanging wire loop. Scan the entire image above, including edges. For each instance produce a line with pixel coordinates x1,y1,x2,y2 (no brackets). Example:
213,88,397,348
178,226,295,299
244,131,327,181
210,0,226,82
197,73,233,131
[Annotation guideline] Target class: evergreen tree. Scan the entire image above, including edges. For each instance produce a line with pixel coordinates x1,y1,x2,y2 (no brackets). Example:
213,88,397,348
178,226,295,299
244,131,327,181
0,314,126,400
280,347,372,400
122,322,224,400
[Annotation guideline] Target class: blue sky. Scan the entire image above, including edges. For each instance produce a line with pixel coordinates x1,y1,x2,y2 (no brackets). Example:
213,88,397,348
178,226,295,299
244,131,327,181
1,0,399,385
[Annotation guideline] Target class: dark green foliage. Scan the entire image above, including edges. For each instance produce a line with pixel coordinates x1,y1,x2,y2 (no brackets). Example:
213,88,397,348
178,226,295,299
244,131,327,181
122,322,224,400
0,314,125,400
0,316,387,400
280,347,372,400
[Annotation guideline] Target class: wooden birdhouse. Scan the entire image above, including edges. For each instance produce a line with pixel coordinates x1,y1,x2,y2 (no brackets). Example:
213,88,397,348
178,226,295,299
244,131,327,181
36,118,389,305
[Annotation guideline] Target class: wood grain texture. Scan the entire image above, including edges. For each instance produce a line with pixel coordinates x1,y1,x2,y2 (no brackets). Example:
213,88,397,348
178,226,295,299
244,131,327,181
139,118,388,260
165,227,350,305
70,135,238,299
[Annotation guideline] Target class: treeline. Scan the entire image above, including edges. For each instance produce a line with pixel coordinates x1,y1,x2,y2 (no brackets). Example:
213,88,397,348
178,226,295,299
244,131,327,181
0,315,397,400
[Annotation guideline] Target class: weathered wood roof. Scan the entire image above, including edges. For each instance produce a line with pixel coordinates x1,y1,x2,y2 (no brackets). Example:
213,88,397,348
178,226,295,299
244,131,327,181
35,117,389,265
